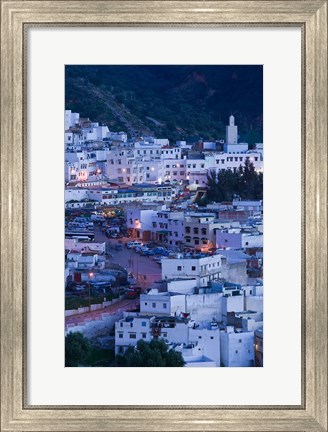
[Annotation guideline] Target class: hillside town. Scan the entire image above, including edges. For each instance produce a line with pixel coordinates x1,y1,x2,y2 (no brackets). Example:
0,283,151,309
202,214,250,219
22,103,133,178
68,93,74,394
65,109,263,367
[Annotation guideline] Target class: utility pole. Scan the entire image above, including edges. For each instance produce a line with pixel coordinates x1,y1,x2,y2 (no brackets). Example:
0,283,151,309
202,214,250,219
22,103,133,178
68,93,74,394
88,272,94,310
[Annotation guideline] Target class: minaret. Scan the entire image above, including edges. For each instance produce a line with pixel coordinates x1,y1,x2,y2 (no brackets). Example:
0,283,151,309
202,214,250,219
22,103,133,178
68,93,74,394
226,115,238,145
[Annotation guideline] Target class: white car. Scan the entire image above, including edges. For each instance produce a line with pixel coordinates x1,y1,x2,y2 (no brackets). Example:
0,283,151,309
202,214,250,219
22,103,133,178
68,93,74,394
127,241,143,249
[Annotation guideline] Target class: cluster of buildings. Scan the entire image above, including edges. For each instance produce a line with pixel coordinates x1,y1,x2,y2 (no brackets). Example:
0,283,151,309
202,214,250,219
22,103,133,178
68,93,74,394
65,109,263,367
65,110,263,208
126,201,262,255
115,279,263,367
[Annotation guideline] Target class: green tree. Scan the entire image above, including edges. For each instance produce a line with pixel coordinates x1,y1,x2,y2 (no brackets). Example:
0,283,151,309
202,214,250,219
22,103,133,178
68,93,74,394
203,161,263,204
116,339,185,367
205,170,220,202
65,332,91,367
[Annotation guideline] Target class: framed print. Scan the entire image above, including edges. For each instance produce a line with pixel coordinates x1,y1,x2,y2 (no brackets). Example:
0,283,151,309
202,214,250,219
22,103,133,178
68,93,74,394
1,1,327,431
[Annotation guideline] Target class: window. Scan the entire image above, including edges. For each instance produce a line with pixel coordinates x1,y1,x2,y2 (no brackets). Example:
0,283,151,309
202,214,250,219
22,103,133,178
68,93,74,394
192,266,196,271
152,302,156,308
129,333,136,339
163,303,167,309
118,333,123,339
248,349,251,353
130,323,133,328
210,336,214,340
120,322,123,327
144,302,147,306
198,336,202,339
163,332,167,337
239,339,242,343
142,333,147,338
142,321,147,327
235,350,238,354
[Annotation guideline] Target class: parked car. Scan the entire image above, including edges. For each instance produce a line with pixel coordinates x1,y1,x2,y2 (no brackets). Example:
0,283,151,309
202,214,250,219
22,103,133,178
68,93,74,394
127,241,143,249
125,286,142,299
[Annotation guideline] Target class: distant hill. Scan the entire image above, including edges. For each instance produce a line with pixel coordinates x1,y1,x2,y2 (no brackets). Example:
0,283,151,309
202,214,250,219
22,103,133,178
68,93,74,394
65,65,263,144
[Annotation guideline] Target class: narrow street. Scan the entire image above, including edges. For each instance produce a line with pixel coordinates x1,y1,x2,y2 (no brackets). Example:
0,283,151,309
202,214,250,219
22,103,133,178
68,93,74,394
65,225,162,327
94,225,162,288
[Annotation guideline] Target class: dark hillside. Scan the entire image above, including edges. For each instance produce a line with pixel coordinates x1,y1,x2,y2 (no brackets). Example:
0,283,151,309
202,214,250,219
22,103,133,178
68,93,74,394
65,65,263,144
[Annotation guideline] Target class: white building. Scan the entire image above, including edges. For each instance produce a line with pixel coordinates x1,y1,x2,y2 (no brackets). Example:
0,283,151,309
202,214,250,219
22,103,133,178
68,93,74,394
65,238,106,254
220,326,255,367
115,313,190,354
216,230,263,250
126,207,156,240
224,115,249,154
115,313,221,366
161,158,187,184
65,110,80,130
65,150,99,182
151,209,184,245
232,200,263,212
140,290,186,316
167,215,185,248
226,115,238,145
161,254,224,287
110,132,128,142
